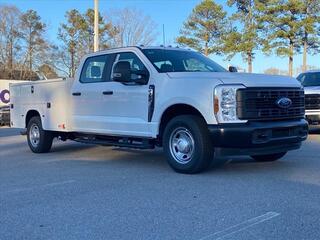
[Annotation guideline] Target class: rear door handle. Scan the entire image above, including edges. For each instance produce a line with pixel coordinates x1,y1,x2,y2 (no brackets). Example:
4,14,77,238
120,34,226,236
102,91,113,95
72,92,81,96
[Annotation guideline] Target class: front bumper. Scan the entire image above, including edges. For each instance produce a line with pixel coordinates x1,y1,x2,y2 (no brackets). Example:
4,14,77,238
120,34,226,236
208,119,308,156
305,113,320,128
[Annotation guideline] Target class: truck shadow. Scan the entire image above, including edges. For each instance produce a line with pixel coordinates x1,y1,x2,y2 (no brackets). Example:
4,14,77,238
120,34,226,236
50,142,292,175
0,127,22,138
207,155,294,175
50,142,98,153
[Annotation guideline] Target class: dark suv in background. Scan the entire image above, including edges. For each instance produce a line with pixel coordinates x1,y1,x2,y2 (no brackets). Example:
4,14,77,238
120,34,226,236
297,70,320,131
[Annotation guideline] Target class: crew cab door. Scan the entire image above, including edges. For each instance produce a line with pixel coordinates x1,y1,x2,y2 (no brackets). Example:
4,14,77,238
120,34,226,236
100,52,151,137
70,51,152,137
71,54,114,132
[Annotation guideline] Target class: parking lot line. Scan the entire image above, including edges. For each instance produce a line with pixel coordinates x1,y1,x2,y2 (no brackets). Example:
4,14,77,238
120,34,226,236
199,211,281,240
3,180,76,194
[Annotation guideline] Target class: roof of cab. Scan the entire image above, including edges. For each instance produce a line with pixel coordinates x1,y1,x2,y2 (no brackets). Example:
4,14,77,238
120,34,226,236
89,45,192,55
299,69,320,74
139,45,193,51
304,69,320,73
81,45,197,60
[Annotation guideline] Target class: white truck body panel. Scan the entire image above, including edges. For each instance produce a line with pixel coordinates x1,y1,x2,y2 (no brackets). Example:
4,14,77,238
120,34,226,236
10,47,303,139
9,47,309,173
10,78,73,131
69,48,156,137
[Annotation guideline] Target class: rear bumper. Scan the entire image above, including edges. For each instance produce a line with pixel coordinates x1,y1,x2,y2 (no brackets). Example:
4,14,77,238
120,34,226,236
208,119,308,156
0,111,10,126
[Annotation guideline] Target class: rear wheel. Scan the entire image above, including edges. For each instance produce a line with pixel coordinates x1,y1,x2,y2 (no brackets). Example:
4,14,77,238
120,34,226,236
251,152,287,162
27,116,53,153
163,115,214,174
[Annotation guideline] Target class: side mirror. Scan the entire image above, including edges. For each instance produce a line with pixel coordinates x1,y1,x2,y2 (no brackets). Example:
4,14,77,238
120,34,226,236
229,66,238,72
131,69,149,85
112,61,131,83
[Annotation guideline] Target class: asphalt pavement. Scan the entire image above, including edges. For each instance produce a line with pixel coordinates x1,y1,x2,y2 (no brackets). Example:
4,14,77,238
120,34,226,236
0,127,320,240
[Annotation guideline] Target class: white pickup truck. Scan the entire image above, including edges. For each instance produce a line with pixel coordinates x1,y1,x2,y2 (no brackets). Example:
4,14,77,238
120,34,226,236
10,46,308,173
297,70,320,130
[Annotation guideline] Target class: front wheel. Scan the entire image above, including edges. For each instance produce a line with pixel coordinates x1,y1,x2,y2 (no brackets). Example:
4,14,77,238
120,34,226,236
163,115,214,174
251,152,287,162
27,116,53,153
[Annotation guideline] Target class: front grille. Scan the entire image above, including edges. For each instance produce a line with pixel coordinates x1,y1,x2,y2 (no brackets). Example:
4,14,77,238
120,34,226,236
237,88,305,121
305,94,320,110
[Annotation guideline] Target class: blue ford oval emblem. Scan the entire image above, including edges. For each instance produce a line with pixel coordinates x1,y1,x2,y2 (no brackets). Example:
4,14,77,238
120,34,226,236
276,97,292,109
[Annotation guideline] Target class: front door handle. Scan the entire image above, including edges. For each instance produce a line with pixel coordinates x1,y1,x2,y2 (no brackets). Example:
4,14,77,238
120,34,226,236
102,91,113,95
72,92,81,96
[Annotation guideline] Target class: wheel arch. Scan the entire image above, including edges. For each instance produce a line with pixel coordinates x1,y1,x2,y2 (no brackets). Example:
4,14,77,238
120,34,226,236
25,110,41,128
158,104,206,144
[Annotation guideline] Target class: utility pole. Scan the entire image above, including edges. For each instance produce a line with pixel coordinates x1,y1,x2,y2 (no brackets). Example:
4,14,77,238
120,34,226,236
162,24,166,46
94,0,99,52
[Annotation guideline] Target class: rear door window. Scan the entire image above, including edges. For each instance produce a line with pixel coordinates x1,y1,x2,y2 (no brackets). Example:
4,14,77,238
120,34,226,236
80,54,111,83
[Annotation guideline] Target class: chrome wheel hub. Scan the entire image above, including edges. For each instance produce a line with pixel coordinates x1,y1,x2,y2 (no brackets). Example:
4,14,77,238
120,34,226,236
169,127,195,164
29,124,40,148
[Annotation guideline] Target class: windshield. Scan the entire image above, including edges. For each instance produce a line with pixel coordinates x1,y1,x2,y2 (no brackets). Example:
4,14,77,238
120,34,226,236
297,72,320,87
142,49,226,73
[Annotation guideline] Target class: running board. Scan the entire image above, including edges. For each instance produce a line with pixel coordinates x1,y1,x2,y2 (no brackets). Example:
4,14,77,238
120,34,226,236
74,135,155,149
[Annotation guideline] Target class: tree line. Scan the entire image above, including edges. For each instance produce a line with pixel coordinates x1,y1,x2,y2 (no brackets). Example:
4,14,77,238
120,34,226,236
177,0,320,76
0,5,157,79
0,1,319,80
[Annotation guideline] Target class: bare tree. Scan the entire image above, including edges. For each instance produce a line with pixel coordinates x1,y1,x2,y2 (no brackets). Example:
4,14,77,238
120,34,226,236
264,67,288,76
107,8,157,47
0,5,22,77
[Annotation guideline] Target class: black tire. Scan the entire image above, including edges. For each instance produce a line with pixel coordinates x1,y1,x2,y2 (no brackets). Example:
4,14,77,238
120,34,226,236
27,116,53,153
163,115,214,174
251,152,287,162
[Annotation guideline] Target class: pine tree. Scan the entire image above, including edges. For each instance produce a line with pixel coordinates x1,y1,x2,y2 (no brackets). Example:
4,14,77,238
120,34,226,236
20,10,47,71
80,9,113,53
58,10,86,77
222,0,260,73
300,0,320,72
257,0,305,77
58,9,114,77
176,0,227,56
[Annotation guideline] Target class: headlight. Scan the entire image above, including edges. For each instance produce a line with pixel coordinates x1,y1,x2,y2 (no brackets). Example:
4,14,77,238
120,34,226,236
214,84,247,123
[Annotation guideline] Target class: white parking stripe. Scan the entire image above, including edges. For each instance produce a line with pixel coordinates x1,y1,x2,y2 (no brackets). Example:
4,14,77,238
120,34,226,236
199,211,281,240
3,180,76,194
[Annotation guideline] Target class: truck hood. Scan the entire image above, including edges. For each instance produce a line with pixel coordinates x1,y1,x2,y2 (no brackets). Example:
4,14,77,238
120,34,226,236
167,72,302,88
303,86,320,95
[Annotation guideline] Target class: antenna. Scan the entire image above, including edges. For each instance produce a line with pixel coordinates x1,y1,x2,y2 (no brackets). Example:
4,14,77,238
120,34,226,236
162,24,166,47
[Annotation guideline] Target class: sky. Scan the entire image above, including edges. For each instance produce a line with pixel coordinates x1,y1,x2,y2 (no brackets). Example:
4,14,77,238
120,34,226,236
0,0,319,75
